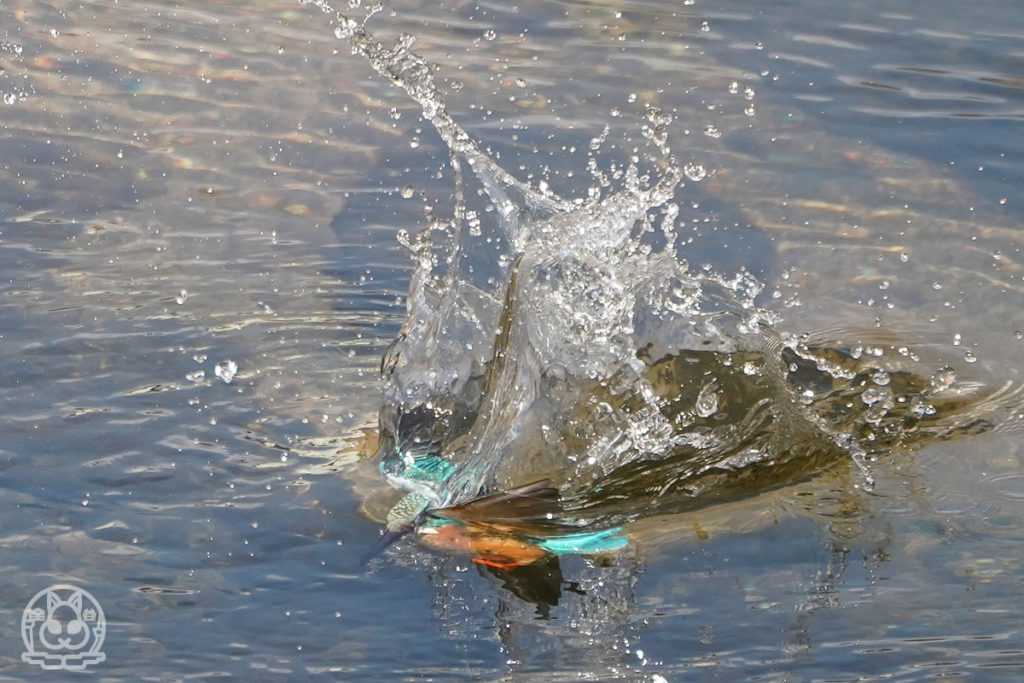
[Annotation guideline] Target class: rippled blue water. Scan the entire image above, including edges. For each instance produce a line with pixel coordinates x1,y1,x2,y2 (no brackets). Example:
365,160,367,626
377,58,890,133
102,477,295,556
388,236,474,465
0,0,1022,679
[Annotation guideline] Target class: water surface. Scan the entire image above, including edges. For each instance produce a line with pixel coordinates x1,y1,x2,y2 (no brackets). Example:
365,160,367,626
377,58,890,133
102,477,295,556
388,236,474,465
0,0,1022,679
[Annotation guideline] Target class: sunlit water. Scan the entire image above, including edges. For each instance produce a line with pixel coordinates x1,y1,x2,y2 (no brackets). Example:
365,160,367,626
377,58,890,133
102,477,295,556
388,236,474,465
1,0,1022,679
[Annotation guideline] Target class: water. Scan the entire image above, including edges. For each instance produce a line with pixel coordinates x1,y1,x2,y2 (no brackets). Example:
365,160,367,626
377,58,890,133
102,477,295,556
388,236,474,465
1,0,1023,679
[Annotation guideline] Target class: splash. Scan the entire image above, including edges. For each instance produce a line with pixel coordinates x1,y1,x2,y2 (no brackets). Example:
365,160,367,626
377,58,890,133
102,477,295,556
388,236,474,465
0,39,34,105
307,1,1016,554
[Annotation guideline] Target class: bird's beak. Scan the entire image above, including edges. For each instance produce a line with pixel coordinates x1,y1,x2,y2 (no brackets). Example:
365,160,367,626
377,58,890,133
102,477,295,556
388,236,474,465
360,514,424,568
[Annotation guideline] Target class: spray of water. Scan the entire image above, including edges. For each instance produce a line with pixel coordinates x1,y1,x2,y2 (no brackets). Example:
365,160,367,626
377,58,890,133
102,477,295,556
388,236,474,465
306,0,1020,539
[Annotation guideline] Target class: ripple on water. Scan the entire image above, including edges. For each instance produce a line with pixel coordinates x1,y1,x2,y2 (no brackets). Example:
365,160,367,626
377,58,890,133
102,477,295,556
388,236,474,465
915,435,1024,541
986,472,1024,501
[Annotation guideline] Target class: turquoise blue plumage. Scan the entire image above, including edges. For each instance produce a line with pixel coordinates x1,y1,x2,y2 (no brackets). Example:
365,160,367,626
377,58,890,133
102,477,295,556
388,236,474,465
379,445,626,561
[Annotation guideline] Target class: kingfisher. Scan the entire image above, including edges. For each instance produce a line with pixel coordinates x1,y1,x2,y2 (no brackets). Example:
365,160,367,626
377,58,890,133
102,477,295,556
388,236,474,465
374,448,627,568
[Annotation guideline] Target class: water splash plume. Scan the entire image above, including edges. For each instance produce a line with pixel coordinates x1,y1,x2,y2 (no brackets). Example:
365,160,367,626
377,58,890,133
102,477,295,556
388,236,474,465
307,0,1021,557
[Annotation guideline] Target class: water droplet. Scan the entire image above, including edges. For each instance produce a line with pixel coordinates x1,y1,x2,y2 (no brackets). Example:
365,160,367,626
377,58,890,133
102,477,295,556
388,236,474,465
861,386,893,407
695,381,719,418
743,86,755,100
465,209,482,236
700,21,711,32
899,251,909,263
744,104,756,117
334,18,359,40
963,350,977,363
589,125,610,151
400,185,414,199
175,289,189,305
728,81,739,95
193,353,207,363
683,163,707,181
215,360,238,384
703,124,721,138
909,397,937,416
871,370,891,386
395,33,416,51
186,370,206,383
930,367,956,392
482,29,497,41
2,93,16,106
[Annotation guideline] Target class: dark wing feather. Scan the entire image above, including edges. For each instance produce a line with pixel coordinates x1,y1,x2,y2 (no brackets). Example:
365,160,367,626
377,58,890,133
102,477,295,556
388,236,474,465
434,479,561,525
